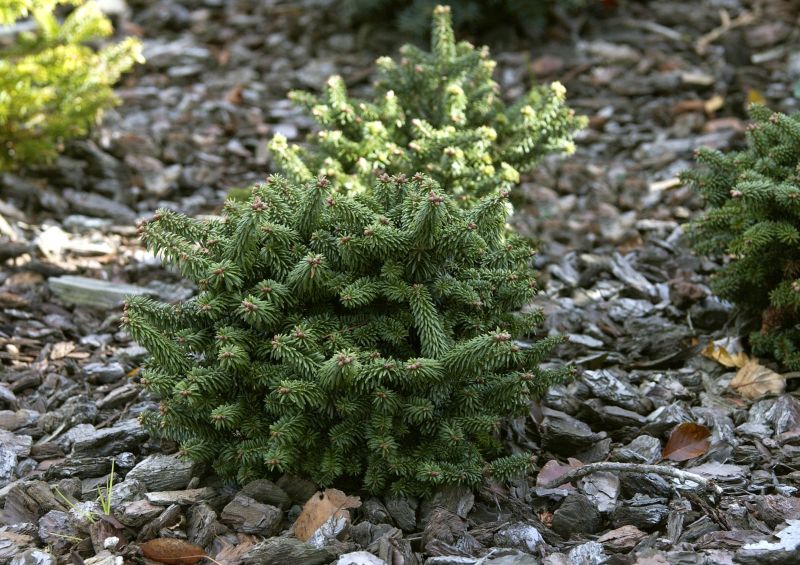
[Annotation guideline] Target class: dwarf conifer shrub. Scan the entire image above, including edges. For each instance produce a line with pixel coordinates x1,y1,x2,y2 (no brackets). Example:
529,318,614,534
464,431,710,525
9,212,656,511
0,0,142,170
124,173,570,495
269,5,585,204
683,105,800,369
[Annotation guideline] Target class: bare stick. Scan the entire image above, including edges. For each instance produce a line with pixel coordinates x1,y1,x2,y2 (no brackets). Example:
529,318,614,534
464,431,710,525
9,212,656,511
540,462,723,497
695,6,761,55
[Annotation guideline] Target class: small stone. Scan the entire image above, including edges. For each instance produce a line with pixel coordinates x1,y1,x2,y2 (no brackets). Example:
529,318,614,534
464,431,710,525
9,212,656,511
276,475,318,503
106,479,145,512
297,60,338,89
385,497,417,532
49,276,154,310
580,472,620,513
125,453,195,491
220,493,282,536
119,499,162,527
0,530,35,561
187,501,219,548
71,419,147,457
83,362,126,384
0,410,39,431
582,40,640,63
362,499,392,525
240,479,291,509
612,435,663,464
10,549,54,565
145,487,215,506
582,370,652,414
567,541,608,565
326,33,355,53
612,494,669,530
62,189,136,221
335,551,387,565
689,297,731,330
494,521,545,553
745,21,791,48
241,536,336,565
97,384,139,409
140,503,183,540
44,456,113,480
124,154,179,196
82,551,122,565
540,409,607,454
619,472,672,499
552,493,602,537
597,525,647,552
38,510,79,552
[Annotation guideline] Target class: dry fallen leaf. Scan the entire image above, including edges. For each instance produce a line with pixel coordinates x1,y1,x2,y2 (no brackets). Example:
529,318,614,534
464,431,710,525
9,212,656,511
226,84,244,105
535,458,583,489
704,94,725,114
293,488,362,543
662,422,711,462
701,338,748,368
50,341,75,360
730,358,785,400
140,538,207,565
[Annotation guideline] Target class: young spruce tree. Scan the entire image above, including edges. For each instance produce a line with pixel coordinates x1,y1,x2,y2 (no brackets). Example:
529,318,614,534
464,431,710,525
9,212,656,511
683,105,800,369
269,4,585,204
0,0,142,171
125,173,570,495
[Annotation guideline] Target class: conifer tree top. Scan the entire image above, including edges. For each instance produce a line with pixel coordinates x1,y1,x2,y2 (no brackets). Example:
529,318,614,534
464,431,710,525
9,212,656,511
269,4,585,202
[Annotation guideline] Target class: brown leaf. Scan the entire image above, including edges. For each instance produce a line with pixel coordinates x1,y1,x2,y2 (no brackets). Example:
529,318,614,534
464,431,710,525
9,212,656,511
535,458,583,489
701,338,748,368
50,341,76,360
0,291,28,309
730,359,785,400
704,94,725,114
226,84,244,105
663,422,711,462
140,538,207,565
293,489,361,542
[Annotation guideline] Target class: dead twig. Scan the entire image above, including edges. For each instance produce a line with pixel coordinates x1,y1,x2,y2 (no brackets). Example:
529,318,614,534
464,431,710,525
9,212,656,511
695,5,762,55
540,462,723,497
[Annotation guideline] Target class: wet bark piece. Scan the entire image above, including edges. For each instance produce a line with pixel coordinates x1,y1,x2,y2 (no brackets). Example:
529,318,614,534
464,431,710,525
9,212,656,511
551,493,602,537
125,454,195,492
240,479,291,509
220,493,282,536
241,537,337,565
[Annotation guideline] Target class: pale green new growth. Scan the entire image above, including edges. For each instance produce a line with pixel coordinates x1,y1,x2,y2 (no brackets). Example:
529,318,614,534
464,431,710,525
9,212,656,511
0,0,142,170
269,5,585,204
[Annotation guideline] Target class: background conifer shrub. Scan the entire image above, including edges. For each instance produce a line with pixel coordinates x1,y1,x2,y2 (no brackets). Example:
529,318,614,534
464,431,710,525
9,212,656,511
683,105,800,369
269,4,585,204
124,174,571,495
345,0,585,38
0,0,142,171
